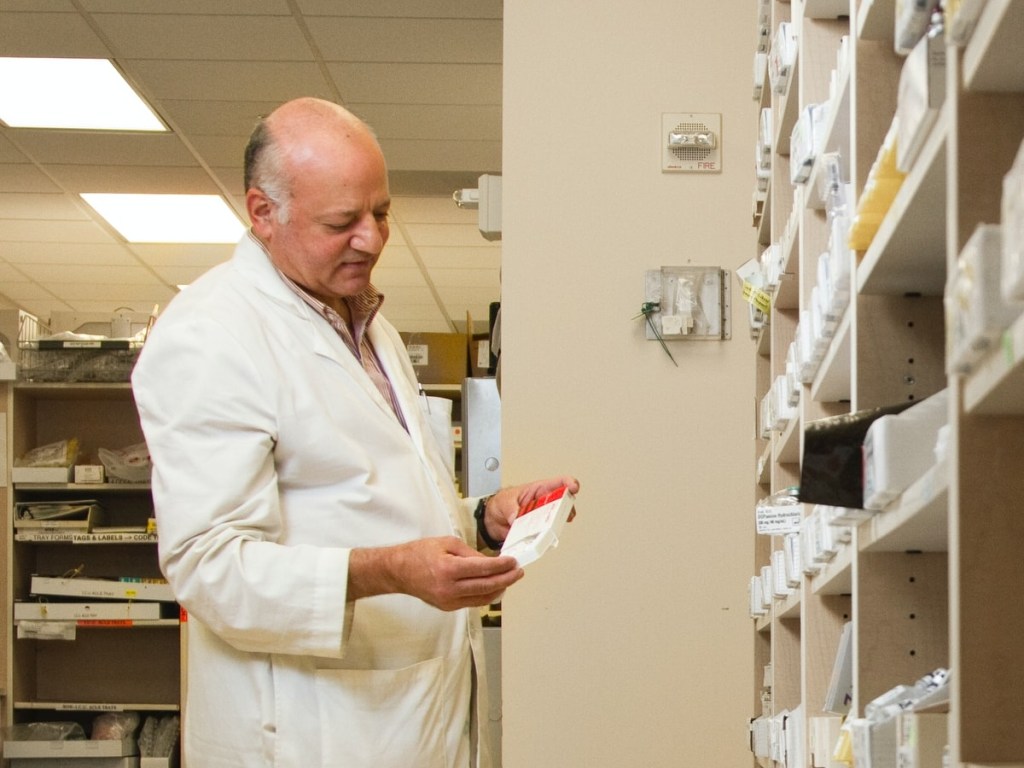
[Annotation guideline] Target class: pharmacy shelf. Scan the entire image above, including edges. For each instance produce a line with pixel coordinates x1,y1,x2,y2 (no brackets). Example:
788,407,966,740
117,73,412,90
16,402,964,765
805,0,850,19
859,462,949,553
963,0,1024,93
809,544,852,595
857,105,948,296
856,0,895,42
806,57,852,213
964,310,1024,414
810,308,852,403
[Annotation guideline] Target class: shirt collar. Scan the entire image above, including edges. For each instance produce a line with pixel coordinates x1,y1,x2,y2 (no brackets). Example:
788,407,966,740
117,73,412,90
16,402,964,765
248,231,385,340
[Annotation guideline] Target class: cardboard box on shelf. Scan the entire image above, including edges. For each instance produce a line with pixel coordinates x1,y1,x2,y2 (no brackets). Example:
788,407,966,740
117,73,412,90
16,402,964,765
74,464,106,484
399,332,469,385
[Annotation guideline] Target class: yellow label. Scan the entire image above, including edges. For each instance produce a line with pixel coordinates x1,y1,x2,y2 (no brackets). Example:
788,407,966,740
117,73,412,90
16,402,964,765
742,281,772,314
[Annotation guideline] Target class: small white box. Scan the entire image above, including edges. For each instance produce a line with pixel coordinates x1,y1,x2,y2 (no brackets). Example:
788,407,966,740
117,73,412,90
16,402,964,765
499,485,576,567
946,225,1020,374
11,466,74,484
863,389,948,510
74,464,106,484
896,30,945,173
0,360,15,380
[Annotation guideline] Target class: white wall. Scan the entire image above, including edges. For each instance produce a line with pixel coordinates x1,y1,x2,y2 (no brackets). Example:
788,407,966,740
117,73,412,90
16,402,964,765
498,2,758,766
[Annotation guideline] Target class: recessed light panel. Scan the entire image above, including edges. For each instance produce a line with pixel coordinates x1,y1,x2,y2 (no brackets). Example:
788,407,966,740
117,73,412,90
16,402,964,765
0,57,165,131
81,194,245,243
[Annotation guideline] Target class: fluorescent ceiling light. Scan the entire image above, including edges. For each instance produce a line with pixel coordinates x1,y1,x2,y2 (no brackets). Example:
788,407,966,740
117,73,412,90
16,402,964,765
0,57,165,131
81,194,245,243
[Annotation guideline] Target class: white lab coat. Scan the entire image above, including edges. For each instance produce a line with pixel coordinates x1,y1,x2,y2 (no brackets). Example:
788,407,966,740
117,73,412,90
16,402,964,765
132,233,491,768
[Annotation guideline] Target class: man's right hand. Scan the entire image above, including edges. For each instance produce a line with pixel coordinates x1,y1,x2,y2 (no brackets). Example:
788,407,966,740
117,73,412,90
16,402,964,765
348,537,524,611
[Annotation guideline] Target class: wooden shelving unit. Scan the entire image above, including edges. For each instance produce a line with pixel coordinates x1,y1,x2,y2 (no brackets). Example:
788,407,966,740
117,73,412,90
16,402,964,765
748,0,1024,765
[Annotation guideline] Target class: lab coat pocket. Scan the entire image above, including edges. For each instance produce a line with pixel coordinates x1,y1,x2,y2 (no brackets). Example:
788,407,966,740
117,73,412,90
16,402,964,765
315,656,447,768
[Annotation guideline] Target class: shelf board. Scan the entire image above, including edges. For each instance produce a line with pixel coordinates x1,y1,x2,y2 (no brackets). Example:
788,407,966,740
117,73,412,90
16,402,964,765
776,588,802,619
856,0,895,42
758,184,772,246
964,310,1024,414
810,308,852,402
757,441,772,486
13,482,150,492
776,272,800,311
806,55,852,212
859,462,949,552
776,414,801,465
810,544,852,594
857,105,948,296
963,0,1024,92
776,56,801,156
805,0,851,19
13,382,134,400
16,700,180,712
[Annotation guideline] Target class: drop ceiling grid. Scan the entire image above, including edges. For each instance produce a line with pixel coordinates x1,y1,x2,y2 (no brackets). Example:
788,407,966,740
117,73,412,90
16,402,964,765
0,2,503,331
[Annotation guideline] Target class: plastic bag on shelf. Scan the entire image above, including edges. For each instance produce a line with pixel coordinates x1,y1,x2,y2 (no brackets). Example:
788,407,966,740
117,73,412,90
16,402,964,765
98,442,152,483
2,721,87,741
91,711,141,741
14,438,79,468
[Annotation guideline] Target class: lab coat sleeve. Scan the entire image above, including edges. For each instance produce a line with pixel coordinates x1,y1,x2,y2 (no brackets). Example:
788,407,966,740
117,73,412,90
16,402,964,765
132,311,352,659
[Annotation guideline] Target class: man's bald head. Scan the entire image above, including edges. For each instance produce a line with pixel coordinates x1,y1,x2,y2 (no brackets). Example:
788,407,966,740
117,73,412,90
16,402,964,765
243,98,384,223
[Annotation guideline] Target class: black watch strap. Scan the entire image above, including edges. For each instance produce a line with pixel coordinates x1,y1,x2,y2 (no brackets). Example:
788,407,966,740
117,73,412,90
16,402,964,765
474,494,503,550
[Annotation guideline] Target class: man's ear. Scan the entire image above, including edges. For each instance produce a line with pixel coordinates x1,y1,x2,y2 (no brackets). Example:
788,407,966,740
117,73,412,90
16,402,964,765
246,187,274,238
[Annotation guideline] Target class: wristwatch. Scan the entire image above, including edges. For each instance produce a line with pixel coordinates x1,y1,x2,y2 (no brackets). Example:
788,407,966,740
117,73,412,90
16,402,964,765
474,494,503,550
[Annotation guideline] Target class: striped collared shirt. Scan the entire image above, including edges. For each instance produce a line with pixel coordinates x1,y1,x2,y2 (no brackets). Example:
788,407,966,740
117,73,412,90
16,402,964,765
274,265,408,432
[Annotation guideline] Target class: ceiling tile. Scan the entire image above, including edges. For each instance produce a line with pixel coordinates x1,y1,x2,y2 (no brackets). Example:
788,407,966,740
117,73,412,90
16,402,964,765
0,11,110,57
45,165,226,195
129,243,235,267
2,241,139,264
158,99,279,135
380,138,500,173
10,131,196,166
0,164,63,194
0,193,91,220
123,59,334,102
16,262,160,285
355,103,501,143
93,14,313,61
0,219,116,244
425,268,500,288
80,0,289,13
419,247,501,270
328,62,500,105
296,0,501,19
390,196,479,225
308,18,500,64
402,222,495,248
42,281,169,301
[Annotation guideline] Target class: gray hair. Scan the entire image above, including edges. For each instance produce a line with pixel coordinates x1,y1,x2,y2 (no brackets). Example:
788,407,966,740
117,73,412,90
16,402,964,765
243,116,291,223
